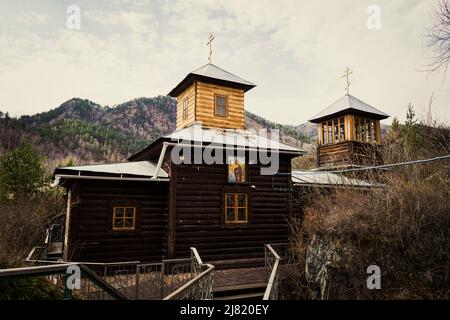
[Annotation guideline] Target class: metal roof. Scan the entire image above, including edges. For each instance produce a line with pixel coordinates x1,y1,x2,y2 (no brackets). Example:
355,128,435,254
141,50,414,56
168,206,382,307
309,94,389,123
292,170,377,187
164,124,304,154
55,161,169,178
168,63,256,97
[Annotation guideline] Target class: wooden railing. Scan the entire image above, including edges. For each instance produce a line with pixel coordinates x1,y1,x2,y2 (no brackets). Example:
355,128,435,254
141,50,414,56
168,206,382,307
263,244,281,300
22,246,214,300
263,243,297,300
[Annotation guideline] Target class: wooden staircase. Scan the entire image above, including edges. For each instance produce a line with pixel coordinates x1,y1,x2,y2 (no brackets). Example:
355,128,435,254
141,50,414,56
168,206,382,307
212,282,266,300
211,266,266,300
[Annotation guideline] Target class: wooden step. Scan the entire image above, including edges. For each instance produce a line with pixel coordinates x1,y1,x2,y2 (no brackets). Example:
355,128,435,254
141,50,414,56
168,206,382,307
213,282,266,294
214,292,264,301
208,257,264,270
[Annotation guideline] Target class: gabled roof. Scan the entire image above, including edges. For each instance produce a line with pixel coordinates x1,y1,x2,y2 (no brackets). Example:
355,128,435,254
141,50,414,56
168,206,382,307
164,124,303,154
128,124,304,161
54,161,168,179
309,94,389,123
168,63,256,97
292,170,379,188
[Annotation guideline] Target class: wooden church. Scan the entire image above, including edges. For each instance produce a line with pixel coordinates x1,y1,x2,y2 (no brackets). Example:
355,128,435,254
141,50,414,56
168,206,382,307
51,59,303,268
47,51,389,268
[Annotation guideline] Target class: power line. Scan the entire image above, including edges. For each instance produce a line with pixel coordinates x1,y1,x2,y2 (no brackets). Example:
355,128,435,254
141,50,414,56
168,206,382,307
302,154,450,175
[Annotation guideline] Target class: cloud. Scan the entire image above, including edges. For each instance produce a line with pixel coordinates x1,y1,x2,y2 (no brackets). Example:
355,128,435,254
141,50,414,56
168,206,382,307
0,0,449,124
16,12,50,26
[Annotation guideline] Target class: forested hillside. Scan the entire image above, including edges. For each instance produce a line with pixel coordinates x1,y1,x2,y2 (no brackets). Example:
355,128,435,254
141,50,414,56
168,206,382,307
0,96,312,170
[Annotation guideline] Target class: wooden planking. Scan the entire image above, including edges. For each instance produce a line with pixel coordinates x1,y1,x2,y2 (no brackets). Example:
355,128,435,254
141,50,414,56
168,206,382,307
68,180,169,263
317,141,383,168
176,82,196,129
195,81,245,129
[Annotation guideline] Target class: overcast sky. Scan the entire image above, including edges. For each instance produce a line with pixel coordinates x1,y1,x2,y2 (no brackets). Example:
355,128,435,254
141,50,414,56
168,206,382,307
0,0,449,125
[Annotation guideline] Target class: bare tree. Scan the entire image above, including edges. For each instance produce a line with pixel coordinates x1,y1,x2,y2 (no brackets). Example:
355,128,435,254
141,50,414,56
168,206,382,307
428,0,450,73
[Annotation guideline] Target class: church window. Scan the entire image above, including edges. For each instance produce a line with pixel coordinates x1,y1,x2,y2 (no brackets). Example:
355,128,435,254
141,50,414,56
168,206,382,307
224,193,248,224
372,120,378,143
333,119,339,143
215,94,227,117
339,117,345,142
327,121,332,144
113,207,136,230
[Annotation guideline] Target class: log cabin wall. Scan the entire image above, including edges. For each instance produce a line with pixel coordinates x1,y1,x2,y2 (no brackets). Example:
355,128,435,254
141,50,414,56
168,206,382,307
317,141,383,168
176,82,196,129
194,81,245,130
175,81,245,130
67,180,169,263
169,154,293,268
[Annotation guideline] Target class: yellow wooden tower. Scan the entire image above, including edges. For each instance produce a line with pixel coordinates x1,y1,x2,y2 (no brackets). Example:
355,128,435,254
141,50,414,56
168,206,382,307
168,35,256,130
309,69,389,168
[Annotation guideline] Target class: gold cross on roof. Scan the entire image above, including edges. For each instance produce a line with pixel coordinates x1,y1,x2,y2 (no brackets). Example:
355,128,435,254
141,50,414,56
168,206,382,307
207,33,214,64
342,67,353,95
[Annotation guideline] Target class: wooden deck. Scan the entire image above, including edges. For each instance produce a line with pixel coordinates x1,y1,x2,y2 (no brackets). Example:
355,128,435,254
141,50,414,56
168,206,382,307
213,266,265,288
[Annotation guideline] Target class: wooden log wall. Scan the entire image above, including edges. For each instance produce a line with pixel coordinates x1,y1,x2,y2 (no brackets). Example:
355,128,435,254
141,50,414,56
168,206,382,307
67,180,169,263
175,81,245,130
317,141,383,168
170,155,293,268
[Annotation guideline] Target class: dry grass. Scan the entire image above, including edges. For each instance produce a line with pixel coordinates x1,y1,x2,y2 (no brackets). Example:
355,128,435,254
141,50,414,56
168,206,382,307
291,121,450,299
0,191,65,267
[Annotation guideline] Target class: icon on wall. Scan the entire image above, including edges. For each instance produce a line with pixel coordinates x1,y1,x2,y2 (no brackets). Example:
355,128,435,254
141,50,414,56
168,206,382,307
227,155,246,183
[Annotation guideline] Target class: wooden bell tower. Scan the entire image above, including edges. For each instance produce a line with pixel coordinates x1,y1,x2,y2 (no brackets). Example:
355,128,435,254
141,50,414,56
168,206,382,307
168,35,256,130
309,70,389,169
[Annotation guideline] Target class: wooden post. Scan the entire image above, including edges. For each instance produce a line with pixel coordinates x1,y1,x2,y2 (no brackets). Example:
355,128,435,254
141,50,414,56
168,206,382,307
63,190,72,261
318,123,322,145
376,120,382,144
167,162,177,259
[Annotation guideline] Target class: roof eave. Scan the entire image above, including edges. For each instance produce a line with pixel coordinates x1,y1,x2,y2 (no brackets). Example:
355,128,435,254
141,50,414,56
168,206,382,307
309,108,389,123
168,74,256,97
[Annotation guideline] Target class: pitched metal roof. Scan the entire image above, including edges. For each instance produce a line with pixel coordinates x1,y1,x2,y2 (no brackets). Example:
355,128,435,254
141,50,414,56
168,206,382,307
164,124,304,154
292,170,378,187
55,161,168,179
168,63,256,97
309,94,389,123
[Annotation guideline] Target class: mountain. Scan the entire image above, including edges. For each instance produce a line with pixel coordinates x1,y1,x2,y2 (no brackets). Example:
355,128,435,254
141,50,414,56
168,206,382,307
0,96,312,169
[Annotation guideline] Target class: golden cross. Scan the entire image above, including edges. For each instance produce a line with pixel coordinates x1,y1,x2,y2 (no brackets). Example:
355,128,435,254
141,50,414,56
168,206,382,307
342,67,353,95
207,33,214,64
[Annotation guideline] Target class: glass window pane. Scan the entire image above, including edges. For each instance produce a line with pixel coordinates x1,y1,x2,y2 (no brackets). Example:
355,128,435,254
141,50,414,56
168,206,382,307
124,218,133,228
115,208,124,218
237,194,246,207
114,219,123,227
361,119,366,142
322,123,326,144
328,121,332,143
237,208,246,221
226,208,234,222
226,194,234,206
125,208,134,218
333,120,338,143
